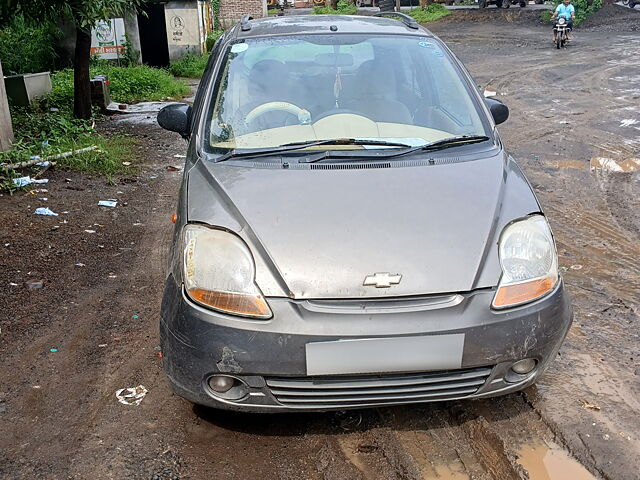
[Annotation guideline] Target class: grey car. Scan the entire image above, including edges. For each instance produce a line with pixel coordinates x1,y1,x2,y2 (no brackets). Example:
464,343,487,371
158,13,572,412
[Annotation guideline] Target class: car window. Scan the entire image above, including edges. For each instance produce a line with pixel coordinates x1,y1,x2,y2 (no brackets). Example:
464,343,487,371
205,34,488,151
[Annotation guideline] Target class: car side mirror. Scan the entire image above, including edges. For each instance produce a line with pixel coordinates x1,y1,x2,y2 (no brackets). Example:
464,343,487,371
158,103,192,138
484,98,509,125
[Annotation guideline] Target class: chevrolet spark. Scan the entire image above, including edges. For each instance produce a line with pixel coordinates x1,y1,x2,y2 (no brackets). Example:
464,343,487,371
158,13,572,412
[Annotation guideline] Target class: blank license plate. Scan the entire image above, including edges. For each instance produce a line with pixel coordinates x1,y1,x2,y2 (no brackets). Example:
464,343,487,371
305,334,465,376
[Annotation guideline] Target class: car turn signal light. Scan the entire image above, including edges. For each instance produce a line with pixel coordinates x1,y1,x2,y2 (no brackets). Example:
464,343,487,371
187,289,272,318
492,275,557,309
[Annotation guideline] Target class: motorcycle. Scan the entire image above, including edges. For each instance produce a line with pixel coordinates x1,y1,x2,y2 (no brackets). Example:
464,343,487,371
554,17,570,49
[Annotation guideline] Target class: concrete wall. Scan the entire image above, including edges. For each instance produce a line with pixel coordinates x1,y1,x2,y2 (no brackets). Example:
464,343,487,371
220,0,266,28
124,12,143,64
165,0,207,61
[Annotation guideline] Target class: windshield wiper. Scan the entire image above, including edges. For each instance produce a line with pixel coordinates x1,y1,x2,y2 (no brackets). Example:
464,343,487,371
418,135,490,151
284,138,416,148
302,135,491,163
213,138,415,163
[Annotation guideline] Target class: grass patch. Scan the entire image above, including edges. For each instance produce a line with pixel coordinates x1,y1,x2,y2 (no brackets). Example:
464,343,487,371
407,4,451,23
0,107,136,192
540,10,553,23
48,65,190,107
169,53,210,78
268,8,279,14
313,0,358,15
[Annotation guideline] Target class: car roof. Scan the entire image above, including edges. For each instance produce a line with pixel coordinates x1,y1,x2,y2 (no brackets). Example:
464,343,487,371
233,15,433,40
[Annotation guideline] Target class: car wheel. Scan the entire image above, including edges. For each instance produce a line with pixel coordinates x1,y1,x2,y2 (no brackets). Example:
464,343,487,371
519,0,526,6
479,0,487,7
496,0,503,7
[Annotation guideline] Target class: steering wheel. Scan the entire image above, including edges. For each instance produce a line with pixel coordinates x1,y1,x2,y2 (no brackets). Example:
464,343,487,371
245,102,311,126
312,109,371,123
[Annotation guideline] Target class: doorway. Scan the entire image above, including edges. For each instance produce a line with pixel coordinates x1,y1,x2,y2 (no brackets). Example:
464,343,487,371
138,3,170,67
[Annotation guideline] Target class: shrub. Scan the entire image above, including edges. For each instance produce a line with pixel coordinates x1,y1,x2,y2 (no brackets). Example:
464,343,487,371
540,10,553,23
313,0,358,15
206,30,224,51
169,53,210,78
407,4,451,23
47,65,190,107
547,0,603,25
0,15,57,75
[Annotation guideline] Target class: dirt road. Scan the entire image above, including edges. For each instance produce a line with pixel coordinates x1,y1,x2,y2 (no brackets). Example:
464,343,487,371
1,9,639,480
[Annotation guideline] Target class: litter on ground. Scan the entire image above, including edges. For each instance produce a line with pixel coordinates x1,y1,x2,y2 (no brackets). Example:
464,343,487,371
115,385,148,406
13,177,49,188
34,207,58,217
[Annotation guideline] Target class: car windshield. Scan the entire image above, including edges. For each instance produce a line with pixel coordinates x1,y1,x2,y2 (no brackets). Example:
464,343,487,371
205,34,489,152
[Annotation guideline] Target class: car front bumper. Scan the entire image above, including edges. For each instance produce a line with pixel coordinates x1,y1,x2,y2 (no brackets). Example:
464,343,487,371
160,275,572,412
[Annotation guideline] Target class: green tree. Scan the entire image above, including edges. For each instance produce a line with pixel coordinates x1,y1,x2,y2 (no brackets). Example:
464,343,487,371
0,0,143,119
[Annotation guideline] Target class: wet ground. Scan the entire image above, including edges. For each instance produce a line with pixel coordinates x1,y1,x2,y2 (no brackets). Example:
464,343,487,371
1,8,639,480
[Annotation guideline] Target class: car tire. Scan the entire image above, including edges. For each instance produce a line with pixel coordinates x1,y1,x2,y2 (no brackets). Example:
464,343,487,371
496,0,503,7
479,0,487,7
519,0,526,6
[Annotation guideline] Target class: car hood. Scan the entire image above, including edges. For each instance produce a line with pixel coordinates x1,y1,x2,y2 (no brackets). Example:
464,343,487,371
187,152,541,299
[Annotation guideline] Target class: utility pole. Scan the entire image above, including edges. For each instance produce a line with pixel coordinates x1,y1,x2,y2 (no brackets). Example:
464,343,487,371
0,58,14,152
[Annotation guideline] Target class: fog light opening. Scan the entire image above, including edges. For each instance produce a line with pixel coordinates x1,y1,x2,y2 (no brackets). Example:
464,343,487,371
511,358,537,375
205,375,250,401
208,375,236,393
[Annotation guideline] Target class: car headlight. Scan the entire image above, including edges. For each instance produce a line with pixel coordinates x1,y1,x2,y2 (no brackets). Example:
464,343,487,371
182,224,272,319
492,215,559,309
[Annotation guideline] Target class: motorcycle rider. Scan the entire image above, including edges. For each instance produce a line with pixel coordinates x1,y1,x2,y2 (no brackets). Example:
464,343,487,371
551,0,576,42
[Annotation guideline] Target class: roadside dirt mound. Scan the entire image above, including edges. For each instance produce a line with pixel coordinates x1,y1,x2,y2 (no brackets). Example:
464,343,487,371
435,8,548,26
579,4,640,31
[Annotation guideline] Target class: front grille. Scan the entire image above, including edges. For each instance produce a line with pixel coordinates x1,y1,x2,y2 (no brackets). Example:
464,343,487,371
265,366,492,409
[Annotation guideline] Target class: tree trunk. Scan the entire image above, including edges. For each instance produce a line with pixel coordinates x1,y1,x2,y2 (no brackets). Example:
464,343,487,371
0,58,14,152
330,0,338,8
74,27,92,120
420,0,432,6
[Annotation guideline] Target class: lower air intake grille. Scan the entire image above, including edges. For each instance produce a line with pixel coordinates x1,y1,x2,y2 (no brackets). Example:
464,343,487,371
266,366,492,409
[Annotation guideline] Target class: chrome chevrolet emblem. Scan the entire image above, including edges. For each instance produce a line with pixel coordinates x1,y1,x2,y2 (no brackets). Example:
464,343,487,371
363,272,402,288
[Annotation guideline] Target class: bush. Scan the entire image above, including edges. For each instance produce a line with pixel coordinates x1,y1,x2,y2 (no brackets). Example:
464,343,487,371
169,53,210,78
0,15,57,75
313,0,358,15
47,65,190,107
408,4,451,23
206,30,224,51
547,0,603,25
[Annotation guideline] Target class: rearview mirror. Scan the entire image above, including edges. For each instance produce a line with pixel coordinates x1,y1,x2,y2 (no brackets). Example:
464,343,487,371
158,103,192,138
484,98,509,125
315,53,354,67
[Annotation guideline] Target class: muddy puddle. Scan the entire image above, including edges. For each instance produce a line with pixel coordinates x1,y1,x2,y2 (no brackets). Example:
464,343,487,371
516,441,598,480
590,156,640,172
550,157,640,172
